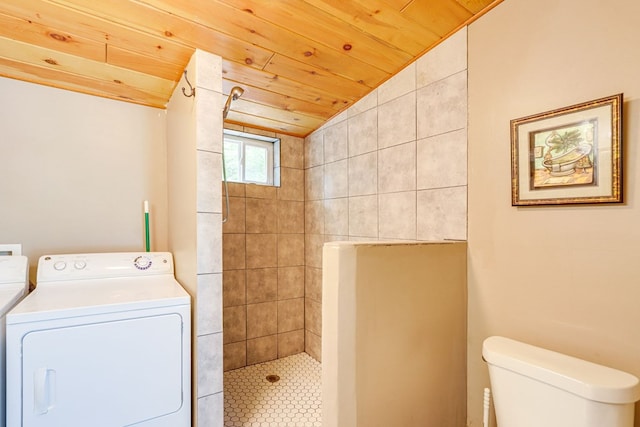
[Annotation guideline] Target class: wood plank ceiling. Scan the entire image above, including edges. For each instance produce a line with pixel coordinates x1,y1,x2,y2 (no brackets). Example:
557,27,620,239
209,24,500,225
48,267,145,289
0,0,501,137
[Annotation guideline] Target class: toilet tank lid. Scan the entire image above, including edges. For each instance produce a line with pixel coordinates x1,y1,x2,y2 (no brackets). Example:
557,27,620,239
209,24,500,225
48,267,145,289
483,336,640,404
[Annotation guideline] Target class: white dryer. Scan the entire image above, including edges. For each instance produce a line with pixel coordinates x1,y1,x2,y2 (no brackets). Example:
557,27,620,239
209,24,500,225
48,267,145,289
6,252,191,427
0,256,29,427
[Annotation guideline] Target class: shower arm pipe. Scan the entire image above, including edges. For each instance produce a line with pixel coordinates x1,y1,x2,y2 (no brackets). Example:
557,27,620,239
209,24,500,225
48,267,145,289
221,86,245,224
222,154,230,223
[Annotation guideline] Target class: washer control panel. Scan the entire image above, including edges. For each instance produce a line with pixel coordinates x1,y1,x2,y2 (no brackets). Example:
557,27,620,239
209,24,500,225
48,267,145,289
37,252,174,283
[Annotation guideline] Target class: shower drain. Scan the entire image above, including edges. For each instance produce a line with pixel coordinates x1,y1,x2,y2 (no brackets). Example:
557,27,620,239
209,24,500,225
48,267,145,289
266,374,280,383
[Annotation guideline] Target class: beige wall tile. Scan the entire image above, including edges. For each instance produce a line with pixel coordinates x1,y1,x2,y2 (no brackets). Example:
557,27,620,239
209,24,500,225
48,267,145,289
278,330,304,358
246,268,277,304
245,234,277,268
222,196,245,234
305,330,322,362
305,266,322,303
324,159,348,199
197,273,223,336
416,129,467,190
304,131,324,168
378,92,417,149
305,297,322,336
223,342,246,371
278,266,305,299
348,90,377,117
305,165,324,201
378,191,417,240
324,198,349,236
245,184,276,199
323,120,348,163
377,62,416,105
222,270,246,307
417,26,467,89
305,200,324,235
348,108,378,156
278,134,304,169
277,298,304,332
223,182,245,197
197,150,221,213
348,195,378,238
417,187,467,241
305,234,325,269
278,234,304,267
246,301,277,339
348,152,377,196
245,198,278,233
246,335,278,365
197,212,222,274
277,200,304,234
222,234,245,270
417,71,467,139
223,306,246,344
197,333,223,396
378,141,416,193
277,167,304,201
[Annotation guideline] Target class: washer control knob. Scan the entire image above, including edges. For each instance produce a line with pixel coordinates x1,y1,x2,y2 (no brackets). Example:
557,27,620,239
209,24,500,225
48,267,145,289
74,260,87,270
134,256,152,270
53,261,67,271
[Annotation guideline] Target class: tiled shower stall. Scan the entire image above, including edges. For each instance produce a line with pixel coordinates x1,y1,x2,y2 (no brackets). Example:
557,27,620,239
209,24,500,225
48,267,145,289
222,128,307,370
222,27,468,369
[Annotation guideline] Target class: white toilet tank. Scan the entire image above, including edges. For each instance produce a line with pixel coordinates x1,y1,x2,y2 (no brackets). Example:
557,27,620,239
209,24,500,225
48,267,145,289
483,336,640,427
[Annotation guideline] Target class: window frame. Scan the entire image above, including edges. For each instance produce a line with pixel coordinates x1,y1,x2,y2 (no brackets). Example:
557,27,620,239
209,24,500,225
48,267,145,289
223,129,279,186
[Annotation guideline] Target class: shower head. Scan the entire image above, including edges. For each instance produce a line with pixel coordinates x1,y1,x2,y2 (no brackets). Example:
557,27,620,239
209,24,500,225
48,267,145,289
223,86,245,119
230,86,244,100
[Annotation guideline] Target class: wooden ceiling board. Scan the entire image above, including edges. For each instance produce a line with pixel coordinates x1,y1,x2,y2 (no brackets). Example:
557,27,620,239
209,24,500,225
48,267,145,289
228,98,325,130
141,0,392,87
0,0,501,136
300,0,442,56
0,12,105,63
263,54,372,101
215,0,413,74
401,0,472,37
0,36,174,97
224,110,315,137
222,60,351,112
222,80,341,120
107,45,183,81
0,56,168,106
0,0,194,70
48,0,273,69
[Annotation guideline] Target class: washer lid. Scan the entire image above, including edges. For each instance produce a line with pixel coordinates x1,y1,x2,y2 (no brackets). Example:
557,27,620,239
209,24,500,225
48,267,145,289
0,255,28,285
7,275,190,324
0,284,27,317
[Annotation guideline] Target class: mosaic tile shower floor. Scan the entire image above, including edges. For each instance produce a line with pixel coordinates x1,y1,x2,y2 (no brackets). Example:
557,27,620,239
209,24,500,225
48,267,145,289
224,353,322,427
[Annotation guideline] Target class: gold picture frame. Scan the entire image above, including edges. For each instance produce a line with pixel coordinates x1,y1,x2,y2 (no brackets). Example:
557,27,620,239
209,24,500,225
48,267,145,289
511,94,623,206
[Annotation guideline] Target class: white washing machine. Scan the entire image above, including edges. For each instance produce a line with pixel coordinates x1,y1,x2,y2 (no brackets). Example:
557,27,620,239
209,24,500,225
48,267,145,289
0,256,29,427
6,252,191,427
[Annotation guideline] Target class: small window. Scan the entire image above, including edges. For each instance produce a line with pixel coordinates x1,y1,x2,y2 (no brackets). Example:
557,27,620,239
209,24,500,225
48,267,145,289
223,130,279,185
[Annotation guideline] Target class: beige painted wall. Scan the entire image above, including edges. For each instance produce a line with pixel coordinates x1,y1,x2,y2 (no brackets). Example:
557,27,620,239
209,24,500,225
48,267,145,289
322,241,467,427
0,77,168,282
467,0,640,425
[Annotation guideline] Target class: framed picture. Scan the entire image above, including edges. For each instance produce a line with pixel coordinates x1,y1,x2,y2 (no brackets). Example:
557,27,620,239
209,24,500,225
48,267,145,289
510,93,623,206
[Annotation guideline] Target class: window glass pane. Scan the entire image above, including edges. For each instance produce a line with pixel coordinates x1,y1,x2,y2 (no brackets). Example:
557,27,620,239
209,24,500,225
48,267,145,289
223,140,241,182
244,145,268,183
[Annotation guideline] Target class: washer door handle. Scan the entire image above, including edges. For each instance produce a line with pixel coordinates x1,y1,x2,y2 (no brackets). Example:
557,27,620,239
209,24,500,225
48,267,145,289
34,368,56,415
